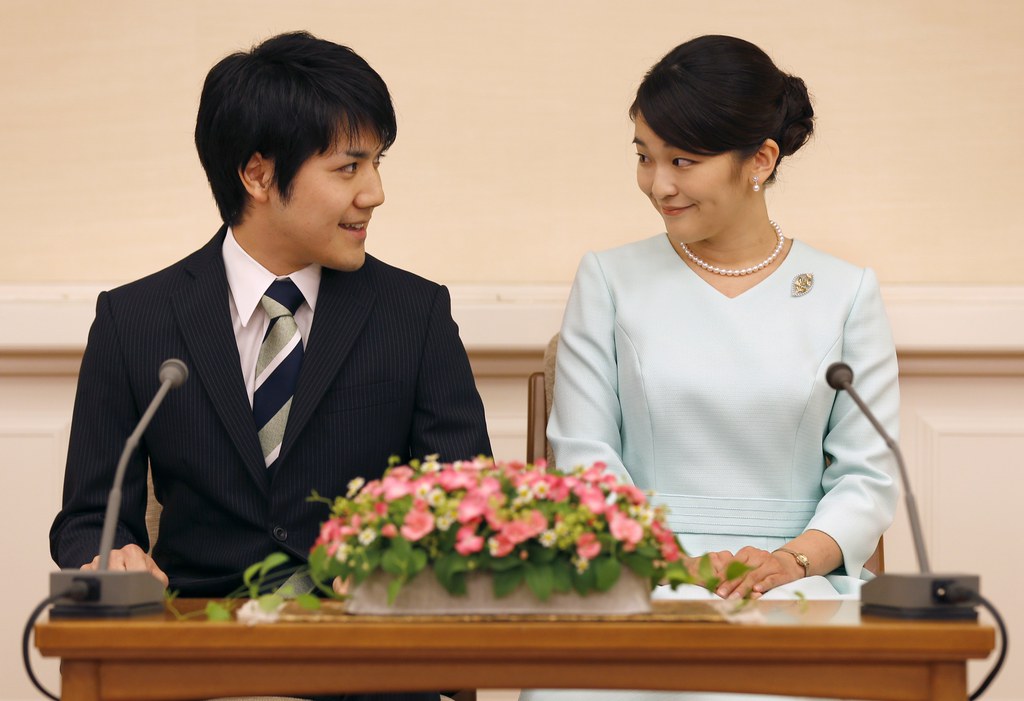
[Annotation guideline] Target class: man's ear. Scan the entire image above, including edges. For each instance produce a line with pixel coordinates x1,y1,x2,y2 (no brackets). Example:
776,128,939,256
749,139,780,185
239,153,275,203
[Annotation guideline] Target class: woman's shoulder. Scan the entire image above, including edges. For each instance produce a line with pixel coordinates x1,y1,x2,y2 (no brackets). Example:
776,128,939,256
789,240,878,291
583,233,675,272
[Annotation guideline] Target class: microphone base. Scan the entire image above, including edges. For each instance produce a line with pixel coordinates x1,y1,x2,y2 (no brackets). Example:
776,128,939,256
861,573,979,621
49,569,166,619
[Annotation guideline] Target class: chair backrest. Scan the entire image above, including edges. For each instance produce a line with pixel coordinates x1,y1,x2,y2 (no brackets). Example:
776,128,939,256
526,334,559,466
145,467,161,553
524,333,883,574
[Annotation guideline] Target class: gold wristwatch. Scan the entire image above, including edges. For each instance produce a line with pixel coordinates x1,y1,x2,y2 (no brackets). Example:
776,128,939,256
775,548,810,577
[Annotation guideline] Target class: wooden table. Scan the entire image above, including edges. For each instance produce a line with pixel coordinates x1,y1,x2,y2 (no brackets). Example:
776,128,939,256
35,599,994,701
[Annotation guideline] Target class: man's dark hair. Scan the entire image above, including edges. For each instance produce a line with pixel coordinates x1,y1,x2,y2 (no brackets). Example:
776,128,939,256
195,31,397,225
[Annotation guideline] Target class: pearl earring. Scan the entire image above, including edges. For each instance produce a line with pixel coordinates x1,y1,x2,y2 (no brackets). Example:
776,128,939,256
752,176,761,193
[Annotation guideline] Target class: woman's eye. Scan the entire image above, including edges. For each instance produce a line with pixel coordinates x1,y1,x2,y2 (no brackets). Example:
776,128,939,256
673,158,694,167
636,153,649,163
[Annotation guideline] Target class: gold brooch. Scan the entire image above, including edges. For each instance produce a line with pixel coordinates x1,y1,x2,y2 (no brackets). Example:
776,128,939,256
791,273,814,297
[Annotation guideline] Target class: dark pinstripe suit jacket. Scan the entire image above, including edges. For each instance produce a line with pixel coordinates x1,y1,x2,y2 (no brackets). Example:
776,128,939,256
50,228,492,597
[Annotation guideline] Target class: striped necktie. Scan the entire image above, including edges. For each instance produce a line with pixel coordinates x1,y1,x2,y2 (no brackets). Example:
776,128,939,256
253,278,305,467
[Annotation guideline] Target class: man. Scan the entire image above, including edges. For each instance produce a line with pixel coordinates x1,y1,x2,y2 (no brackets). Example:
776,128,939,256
50,31,491,610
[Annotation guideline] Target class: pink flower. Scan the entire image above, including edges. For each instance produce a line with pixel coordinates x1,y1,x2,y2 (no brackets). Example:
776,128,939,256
455,525,484,555
576,532,601,560
457,491,489,524
488,534,516,558
374,501,389,517
438,468,477,492
382,475,414,501
609,510,644,549
615,484,647,505
381,523,398,538
400,507,434,541
575,484,607,514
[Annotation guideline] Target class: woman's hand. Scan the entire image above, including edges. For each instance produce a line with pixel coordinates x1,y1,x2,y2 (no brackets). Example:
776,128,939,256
714,546,803,600
683,550,735,587
713,530,844,599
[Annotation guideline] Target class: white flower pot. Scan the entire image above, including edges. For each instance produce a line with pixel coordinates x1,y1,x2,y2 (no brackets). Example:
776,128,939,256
346,568,652,615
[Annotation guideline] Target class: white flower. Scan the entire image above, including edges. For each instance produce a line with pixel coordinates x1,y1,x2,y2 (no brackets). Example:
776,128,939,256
236,599,284,626
335,544,351,563
572,556,590,574
436,513,455,531
427,488,445,508
539,530,557,548
534,482,550,498
346,477,365,498
415,482,432,498
358,528,377,546
516,484,533,500
422,455,442,472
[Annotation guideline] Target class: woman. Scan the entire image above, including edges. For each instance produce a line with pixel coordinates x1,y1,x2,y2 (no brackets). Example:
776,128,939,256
547,34,900,605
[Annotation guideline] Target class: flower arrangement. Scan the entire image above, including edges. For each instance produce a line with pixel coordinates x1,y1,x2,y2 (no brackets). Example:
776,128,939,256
307,456,699,604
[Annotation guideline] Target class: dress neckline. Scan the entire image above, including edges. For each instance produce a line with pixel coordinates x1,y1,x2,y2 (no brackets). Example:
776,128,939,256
659,233,802,301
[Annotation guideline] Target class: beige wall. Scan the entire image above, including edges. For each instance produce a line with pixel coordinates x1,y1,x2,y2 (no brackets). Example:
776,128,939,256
2,0,1023,286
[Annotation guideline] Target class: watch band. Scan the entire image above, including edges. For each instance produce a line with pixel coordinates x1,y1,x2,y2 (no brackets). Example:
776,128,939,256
775,547,810,577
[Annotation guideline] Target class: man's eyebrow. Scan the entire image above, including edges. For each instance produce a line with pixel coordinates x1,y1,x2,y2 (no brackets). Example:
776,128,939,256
632,137,647,147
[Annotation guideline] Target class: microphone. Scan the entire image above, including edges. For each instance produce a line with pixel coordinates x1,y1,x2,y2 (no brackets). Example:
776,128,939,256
50,359,189,618
826,361,979,619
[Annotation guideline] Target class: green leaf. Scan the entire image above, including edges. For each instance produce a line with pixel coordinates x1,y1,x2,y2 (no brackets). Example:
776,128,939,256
205,601,232,622
410,547,428,575
622,553,656,578
242,561,263,588
724,560,753,582
697,554,714,582
551,560,573,594
524,563,555,601
386,577,405,605
434,553,471,595
382,547,411,576
258,593,284,612
593,557,621,592
259,552,290,578
295,593,321,610
571,564,596,595
526,542,557,564
487,556,523,572
493,566,525,598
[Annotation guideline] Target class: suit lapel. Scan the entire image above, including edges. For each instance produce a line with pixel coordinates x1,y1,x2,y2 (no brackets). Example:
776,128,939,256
173,231,269,493
278,264,375,466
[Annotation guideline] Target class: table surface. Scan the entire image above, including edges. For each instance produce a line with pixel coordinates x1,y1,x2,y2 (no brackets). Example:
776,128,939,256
35,599,995,701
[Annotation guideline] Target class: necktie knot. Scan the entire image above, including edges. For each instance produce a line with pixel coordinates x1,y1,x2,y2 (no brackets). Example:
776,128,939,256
260,278,304,319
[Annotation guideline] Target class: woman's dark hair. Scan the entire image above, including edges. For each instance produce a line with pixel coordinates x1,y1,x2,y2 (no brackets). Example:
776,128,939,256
195,31,397,225
629,35,813,182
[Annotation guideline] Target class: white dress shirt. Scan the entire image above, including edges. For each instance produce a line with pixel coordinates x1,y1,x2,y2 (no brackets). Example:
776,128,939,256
222,229,321,406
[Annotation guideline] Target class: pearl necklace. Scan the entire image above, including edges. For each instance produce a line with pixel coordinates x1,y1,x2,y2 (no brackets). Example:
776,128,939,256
681,220,785,277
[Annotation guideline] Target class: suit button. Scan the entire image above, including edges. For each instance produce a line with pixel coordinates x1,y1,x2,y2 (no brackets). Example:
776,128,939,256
273,526,288,542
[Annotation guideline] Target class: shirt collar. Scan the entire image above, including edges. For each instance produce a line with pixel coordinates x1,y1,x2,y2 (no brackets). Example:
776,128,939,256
222,228,321,328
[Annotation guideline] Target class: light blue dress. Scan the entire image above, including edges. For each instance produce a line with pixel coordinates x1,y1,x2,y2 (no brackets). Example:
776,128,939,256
521,235,900,701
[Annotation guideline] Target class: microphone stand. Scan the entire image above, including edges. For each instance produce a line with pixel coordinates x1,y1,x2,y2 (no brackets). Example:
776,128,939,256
827,362,979,620
50,359,188,618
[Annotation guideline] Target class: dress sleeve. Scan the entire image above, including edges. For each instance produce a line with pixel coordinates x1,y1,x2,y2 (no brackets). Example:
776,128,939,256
547,252,633,483
805,268,900,577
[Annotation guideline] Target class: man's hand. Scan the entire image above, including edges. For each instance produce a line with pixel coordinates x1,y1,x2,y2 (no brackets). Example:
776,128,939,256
82,543,169,587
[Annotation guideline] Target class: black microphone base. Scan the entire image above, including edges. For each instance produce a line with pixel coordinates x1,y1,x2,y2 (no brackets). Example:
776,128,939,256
49,569,166,619
861,573,979,620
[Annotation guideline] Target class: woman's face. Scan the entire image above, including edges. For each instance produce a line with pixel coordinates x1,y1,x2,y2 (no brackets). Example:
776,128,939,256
633,116,753,244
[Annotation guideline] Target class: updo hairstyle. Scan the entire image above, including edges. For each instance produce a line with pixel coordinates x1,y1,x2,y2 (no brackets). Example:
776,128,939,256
630,35,813,183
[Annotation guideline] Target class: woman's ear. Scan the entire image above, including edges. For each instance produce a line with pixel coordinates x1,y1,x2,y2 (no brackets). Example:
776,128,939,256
239,153,275,203
750,139,780,187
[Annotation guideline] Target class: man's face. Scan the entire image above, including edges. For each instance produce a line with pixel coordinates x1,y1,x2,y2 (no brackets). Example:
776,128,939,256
257,135,385,274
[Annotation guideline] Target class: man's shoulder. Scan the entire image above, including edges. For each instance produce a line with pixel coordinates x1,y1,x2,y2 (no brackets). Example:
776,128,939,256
346,255,446,300
106,235,223,304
